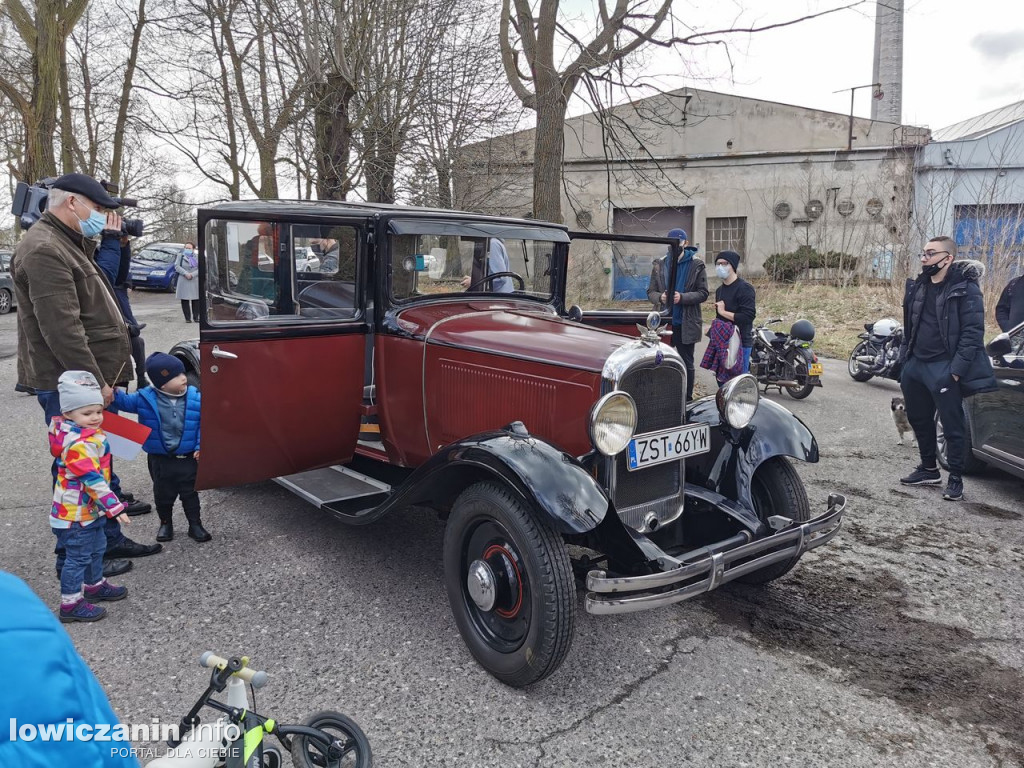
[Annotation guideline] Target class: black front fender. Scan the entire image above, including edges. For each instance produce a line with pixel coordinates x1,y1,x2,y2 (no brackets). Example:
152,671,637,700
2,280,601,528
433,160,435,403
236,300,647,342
375,423,610,535
685,396,818,514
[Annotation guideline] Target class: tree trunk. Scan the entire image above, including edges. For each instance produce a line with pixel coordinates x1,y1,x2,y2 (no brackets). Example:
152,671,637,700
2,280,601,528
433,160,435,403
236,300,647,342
312,74,355,201
365,128,399,204
435,153,452,209
25,0,63,181
532,88,568,224
110,0,147,187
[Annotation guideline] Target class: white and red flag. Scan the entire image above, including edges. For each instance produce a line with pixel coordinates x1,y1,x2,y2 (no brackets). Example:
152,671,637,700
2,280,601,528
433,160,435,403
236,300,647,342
102,411,152,460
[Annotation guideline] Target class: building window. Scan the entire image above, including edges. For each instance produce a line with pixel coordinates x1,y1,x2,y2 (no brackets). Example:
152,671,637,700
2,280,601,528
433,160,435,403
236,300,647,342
705,217,746,264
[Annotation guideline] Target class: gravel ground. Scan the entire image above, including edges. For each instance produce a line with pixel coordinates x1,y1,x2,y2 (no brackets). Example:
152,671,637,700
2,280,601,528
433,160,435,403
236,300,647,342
1,290,1021,767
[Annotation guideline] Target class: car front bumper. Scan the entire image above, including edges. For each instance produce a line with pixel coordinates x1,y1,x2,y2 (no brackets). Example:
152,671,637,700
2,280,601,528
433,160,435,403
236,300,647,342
585,492,846,615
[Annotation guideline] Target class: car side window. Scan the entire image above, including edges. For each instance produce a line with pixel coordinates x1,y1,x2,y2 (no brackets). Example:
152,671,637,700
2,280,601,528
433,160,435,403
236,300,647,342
204,219,359,324
1010,326,1024,358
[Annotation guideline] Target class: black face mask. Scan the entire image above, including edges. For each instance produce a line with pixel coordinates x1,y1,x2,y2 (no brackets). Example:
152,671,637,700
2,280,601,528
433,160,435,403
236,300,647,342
921,256,950,277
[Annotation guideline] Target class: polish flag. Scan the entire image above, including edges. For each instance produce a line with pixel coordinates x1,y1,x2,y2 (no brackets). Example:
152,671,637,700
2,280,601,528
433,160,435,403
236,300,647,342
102,411,152,460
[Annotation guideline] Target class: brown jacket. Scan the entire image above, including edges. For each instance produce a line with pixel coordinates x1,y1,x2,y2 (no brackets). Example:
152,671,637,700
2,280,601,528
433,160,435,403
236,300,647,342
11,212,132,391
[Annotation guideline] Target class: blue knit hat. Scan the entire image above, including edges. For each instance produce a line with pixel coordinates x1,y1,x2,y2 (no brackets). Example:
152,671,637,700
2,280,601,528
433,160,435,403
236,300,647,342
667,228,688,241
145,352,185,390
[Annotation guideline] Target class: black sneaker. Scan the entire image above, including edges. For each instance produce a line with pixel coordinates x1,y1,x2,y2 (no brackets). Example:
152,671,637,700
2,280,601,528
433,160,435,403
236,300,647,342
104,538,163,559
900,465,942,485
57,559,133,580
943,475,964,501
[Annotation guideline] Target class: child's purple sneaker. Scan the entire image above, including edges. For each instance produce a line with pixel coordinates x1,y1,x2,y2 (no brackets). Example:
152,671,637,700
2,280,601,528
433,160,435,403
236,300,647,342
59,599,107,623
84,580,128,602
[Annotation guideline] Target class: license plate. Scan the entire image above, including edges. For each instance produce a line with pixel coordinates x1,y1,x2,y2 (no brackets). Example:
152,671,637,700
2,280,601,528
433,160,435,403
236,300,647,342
809,363,823,376
627,424,710,471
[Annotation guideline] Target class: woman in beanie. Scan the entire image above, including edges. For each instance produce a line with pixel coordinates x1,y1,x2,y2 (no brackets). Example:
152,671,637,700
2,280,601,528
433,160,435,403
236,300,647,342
712,250,757,375
112,352,208,542
50,371,132,623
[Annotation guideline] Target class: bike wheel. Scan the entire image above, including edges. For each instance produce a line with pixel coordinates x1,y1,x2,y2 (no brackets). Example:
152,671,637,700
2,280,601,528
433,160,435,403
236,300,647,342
848,341,874,382
785,352,815,399
290,711,372,768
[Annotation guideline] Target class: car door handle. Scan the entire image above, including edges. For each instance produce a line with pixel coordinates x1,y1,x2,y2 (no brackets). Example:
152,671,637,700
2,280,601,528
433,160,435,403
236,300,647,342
211,346,238,359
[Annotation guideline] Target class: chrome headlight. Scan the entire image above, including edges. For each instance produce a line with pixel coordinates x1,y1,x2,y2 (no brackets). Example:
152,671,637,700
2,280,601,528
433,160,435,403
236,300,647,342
588,391,637,456
716,374,759,429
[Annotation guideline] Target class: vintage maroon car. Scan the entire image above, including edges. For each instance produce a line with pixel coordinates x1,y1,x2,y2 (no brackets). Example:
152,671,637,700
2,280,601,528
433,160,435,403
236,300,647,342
172,200,846,687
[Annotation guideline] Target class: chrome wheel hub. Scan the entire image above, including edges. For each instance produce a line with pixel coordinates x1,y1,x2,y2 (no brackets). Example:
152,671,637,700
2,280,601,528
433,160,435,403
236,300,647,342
467,559,496,611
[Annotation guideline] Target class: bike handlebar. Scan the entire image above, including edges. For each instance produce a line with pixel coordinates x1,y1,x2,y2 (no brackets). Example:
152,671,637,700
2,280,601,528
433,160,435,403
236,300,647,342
199,651,269,688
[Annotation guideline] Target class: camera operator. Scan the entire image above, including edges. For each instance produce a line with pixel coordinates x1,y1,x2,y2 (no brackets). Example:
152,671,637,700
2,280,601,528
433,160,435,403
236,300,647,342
11,173,162,578
95,213,149,388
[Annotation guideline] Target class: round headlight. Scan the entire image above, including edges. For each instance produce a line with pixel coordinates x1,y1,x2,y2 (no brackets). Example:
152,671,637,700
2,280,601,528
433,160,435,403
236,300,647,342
716,374,759,429
588,391,638,456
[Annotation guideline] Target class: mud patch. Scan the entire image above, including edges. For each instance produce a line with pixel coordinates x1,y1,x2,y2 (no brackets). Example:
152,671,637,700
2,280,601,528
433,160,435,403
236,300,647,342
707,569,1023,764
889,488,915,499
961,502,1022,521
827,482,876,502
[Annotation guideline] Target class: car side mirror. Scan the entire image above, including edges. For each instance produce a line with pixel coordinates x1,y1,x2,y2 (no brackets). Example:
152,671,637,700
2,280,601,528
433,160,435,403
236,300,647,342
986,333,1013,360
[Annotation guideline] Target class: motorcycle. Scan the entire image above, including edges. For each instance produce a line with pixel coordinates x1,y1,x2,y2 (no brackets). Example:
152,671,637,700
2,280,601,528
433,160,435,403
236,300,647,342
848,317,904,382
750,318,823,399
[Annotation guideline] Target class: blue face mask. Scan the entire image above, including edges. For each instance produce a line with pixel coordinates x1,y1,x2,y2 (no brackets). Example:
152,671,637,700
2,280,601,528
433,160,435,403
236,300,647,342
715,264,730,279
74,201,107,238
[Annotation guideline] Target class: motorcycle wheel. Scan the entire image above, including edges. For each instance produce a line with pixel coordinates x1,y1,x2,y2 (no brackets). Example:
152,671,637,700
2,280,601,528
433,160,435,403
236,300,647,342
848,341,874,382
785,351,816,399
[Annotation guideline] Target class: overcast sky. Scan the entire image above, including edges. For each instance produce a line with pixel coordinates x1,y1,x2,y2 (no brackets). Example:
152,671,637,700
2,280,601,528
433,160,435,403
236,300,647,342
605,0,1024,131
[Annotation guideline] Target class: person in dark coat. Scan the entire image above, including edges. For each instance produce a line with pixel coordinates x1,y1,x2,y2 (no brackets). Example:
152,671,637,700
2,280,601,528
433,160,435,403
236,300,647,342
995,275,1024,332
712,250,756,375
897,236,997,501
95,229,148,389
647,228,708,401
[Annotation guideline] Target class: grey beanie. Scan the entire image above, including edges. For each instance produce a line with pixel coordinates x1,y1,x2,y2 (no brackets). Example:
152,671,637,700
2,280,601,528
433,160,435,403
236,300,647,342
58,370,104,413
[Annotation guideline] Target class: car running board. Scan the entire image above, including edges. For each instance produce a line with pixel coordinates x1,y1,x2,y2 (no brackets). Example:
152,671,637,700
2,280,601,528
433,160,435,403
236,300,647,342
274,465,392,521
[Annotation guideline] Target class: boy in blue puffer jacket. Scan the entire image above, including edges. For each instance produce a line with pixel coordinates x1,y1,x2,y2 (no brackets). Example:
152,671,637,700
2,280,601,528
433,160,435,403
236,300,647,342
113,353,209,543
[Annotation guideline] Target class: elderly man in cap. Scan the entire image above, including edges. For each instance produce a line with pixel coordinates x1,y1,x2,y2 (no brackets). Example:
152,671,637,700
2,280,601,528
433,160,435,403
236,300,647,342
11,173,162,578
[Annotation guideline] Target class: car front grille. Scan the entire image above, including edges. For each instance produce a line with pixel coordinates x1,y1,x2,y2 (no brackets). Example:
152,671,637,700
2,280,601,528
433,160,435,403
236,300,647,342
612,362,685,530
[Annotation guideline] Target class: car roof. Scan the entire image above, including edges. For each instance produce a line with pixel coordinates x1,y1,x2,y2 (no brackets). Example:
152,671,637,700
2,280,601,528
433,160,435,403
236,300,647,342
198,200,567,232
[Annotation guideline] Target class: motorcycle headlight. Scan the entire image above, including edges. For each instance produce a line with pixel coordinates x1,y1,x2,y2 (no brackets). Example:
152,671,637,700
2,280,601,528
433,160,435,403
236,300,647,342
588,391,637,457
716,374,759,429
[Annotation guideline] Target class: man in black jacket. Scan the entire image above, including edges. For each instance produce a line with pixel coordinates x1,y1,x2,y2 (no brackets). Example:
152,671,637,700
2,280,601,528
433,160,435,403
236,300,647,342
995,275,1024,332
647,228,708,401
898,236,997,501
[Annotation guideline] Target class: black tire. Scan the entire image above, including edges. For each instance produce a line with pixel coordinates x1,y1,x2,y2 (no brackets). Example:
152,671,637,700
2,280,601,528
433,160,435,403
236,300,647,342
0,288,11,314
936,406,987,475
736,457,811,584
444,481,574,688
290,710,371,768
784,350,816,399
185,369,201,391
848,341,874,382
168,275,178,293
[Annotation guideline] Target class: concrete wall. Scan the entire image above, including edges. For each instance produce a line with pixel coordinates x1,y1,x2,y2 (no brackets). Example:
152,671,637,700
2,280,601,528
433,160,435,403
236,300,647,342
458,89,920,277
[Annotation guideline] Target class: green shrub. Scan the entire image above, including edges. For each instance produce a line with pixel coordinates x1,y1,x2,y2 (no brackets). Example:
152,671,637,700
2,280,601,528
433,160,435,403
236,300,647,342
764,246,860,283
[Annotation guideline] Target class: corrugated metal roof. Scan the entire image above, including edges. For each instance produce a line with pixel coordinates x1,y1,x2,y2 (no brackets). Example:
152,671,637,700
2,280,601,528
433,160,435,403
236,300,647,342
932,101,1024,142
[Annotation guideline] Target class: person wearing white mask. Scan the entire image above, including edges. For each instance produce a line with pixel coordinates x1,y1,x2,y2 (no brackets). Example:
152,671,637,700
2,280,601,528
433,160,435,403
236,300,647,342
712,250,756,375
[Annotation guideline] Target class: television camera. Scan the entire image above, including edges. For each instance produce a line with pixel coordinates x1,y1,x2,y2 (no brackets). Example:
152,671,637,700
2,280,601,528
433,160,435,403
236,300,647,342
11,177,143,237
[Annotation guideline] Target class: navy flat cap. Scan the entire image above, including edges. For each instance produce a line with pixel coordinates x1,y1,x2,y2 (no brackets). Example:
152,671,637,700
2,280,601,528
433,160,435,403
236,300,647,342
52,173,121,209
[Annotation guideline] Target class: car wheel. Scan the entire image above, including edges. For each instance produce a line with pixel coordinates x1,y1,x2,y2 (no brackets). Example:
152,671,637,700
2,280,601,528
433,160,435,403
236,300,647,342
168,275,178,293
185,370,201,391
936,405,987,475
736,457,811,584
290,710,372,768
0,288,11,314
848,341,874,382
444,481,574,687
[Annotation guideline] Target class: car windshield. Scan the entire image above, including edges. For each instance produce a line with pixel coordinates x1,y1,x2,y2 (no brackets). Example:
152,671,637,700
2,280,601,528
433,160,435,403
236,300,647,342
0,252,10,271
388,225,561,303
135,248,178,264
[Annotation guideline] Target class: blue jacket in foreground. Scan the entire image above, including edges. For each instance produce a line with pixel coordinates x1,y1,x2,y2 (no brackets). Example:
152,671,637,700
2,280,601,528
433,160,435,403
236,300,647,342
0,571,140,768
112,386,201,454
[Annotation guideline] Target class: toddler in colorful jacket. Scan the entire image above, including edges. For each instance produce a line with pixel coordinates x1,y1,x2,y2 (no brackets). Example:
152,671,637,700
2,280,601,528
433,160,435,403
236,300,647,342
50,371,131,623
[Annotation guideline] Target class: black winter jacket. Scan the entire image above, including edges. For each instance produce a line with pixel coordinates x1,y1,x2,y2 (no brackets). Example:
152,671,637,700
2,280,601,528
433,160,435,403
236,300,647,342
647,252,709,344
900,259,997,396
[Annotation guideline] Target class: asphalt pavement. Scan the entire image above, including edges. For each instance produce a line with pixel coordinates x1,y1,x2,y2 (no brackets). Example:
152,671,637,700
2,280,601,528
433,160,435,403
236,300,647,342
1,291,1021,767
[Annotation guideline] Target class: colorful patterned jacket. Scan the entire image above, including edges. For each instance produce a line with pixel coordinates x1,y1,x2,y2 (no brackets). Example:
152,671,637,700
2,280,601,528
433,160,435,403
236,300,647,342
49,417,125,528
700,317,745,384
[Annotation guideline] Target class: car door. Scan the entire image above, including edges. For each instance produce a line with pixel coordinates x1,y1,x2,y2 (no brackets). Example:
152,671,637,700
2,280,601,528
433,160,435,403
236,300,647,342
973,322,1024,471
195,212,368,489
567,232,682,337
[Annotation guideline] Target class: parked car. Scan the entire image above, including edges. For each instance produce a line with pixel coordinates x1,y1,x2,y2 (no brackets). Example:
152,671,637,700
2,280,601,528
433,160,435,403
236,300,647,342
129,242,186,291
170,202,846,687
937,320,1024,480
0,249,15,314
